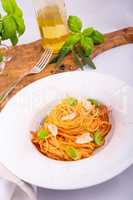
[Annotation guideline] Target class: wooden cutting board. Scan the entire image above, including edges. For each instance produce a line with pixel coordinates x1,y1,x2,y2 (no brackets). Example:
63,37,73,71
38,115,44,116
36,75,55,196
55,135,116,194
0,27,133,110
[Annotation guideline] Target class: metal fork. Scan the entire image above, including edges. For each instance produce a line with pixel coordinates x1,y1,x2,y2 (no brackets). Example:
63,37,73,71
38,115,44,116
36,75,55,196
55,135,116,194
0,48,53,103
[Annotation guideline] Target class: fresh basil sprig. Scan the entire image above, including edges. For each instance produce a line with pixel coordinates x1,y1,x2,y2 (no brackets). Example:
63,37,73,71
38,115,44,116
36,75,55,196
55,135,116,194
68,16,82,33
66,146,81,160
72,48,83,70
0,0,25,46
51,16,105,70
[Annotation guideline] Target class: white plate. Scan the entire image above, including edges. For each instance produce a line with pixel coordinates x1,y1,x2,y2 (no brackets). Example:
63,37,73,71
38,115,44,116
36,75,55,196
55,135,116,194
0,71,133,190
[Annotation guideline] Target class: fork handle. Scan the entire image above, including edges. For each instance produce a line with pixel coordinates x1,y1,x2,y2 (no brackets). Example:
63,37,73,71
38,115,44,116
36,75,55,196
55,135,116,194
0,73,27,104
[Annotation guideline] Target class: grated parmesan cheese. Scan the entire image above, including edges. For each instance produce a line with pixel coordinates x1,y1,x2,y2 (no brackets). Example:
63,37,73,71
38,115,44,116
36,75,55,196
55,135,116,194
76,133,93,144
82,99,94,111
48,123,58,137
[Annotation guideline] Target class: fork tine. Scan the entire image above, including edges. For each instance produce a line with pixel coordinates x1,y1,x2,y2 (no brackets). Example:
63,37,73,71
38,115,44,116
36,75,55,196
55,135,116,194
30,48,52,73
44,51,53,64
37,49,52,69
35,48,50,67
38,52,52,70
37,49,52,68
37,54,52,72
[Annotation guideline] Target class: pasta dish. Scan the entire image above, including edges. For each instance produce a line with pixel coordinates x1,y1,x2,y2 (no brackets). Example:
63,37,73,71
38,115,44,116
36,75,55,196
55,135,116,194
31,97,111,161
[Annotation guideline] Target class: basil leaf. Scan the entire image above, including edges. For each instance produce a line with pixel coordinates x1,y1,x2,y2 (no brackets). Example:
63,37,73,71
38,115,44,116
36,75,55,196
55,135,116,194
1,0,13,14
10,33,18,45
13,15,25,36
59,43,72,55
56,40,73,66
80,36,94,56
66,147,81,160
66,97,78,106
0,55,4,63
57,46,71,66
37,129,49,140
10,0,23,17
87,98,99,106
2,16,17,39
0,0,25,45
57,33,80,64
65,33,81,47
82,27,94,37
92,30,105,45
68,16,82,33
93,131,104,146
0,21,3,34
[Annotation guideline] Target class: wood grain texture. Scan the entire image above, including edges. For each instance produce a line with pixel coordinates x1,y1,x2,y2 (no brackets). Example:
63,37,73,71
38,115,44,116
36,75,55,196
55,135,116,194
0,27,133,110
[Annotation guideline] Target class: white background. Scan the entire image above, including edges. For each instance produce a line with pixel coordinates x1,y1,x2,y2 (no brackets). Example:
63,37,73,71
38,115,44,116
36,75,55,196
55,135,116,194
1,0,133,199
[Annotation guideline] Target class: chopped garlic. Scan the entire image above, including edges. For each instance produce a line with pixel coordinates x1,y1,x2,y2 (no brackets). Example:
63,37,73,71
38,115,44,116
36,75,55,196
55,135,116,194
48,123,58,137
61,113,76,121
82,99,94,111
76,133,93,144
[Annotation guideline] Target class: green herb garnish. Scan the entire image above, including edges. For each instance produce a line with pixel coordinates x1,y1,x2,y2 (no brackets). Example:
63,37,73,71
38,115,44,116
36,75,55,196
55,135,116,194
82,27,94,37
0,55,4,63
37,129,49,140
66,97,78,106
87,98,99,106
0,0,25,45
91,30,105,44
51,15,104,70
66,147,81,160
80,35,94,56
54,33,81,66
72,49,83,70
68,16,82,33
93,131,104,146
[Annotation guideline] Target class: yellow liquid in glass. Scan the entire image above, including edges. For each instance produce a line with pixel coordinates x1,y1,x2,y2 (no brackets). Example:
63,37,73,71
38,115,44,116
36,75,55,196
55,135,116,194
37,5,69,53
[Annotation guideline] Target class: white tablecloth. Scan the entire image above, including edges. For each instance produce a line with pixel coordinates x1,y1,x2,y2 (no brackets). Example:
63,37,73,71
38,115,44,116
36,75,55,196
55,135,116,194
0,0,133,199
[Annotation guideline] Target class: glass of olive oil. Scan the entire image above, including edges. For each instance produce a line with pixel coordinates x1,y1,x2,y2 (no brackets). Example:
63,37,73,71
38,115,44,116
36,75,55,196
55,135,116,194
33,0,69,53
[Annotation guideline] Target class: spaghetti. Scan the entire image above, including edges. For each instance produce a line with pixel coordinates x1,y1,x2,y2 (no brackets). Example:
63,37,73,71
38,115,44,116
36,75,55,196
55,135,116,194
31,97,112,161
